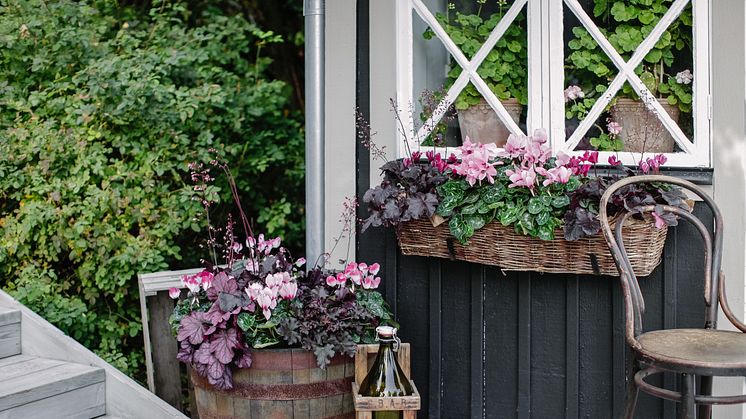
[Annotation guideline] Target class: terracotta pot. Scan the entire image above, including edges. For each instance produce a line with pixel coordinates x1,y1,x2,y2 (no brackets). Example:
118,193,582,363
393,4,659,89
457,97,522,147
190,348,355,419
610,97,681,153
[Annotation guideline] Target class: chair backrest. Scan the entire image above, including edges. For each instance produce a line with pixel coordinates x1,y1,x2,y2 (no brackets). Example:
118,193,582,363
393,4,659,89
598,175,745,345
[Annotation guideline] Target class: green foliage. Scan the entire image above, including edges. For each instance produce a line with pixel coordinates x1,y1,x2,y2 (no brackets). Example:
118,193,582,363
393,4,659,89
590,133,624,151
424,2,528,109
565,0,693,124
436,170,579,244
0,0,303,381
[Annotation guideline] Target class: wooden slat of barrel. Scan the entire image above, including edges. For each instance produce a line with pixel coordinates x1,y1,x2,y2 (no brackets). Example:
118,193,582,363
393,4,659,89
191,348,355,419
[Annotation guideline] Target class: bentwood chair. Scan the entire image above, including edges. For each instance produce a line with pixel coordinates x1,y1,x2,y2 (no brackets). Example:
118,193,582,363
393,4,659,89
599,175,746,419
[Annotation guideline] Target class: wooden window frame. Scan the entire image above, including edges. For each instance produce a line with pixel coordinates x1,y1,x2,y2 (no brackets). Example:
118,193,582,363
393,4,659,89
395,0,712,168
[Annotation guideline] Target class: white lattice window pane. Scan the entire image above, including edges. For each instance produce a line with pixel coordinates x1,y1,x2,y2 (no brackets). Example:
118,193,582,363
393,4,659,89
554,0,710,167
397,0,530,156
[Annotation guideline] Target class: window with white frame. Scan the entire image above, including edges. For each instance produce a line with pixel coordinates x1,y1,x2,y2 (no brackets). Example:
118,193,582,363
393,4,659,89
395,0,711,168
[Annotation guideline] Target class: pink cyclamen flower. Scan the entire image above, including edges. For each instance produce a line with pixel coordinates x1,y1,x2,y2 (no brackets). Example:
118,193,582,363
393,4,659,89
256,291,274,320
368,263,381,276
357,263,368,275
362,275,381,290
531,128,549,144
201,276,213,291
582,150,599,164
245,283,263,301
181,275,201,294
450,138,501,186
499,133,528,159
168,287,180,299
279,281,298,300
652,212,667,229
564,85,585,102
265,273,283,288
344,262,358,276
654,154,667,166
295,257,306,267
506,165,537,190
608,155,622,166
639,160,650,174
348,270,362,286
231,242,243,253
326,275,338,287
542,166,573,186
426,150,447,172
555,151,572,167
607,121,622,136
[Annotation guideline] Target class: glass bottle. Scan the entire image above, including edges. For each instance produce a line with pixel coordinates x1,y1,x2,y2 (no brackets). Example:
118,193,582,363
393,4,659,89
358,326,413,419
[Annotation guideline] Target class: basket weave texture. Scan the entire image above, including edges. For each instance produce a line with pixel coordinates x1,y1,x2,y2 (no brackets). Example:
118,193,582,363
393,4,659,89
397,216,667,276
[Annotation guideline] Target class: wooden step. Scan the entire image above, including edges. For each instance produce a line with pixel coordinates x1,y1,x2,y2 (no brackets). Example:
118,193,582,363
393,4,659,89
0,307,20,359
0,355,106,419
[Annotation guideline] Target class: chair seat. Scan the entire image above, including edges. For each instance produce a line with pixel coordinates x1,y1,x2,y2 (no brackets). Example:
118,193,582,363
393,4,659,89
637,328,746,373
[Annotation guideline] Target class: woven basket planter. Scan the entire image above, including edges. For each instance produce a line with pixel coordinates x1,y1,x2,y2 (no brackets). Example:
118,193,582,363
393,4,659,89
397,216,667,276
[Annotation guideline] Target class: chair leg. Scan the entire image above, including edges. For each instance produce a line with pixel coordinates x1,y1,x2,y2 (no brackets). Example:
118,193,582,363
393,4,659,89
623,358,639,419
679,373,696,419
697,376,712,419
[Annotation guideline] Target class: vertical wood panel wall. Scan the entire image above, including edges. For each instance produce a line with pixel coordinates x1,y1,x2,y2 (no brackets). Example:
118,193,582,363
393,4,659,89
357,206,708,418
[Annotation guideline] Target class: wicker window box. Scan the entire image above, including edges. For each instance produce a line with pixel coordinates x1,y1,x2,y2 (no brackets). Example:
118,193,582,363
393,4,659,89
396,216,667,276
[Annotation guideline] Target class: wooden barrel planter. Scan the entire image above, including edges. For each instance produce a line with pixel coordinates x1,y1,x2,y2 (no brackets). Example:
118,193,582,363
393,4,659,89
190,348,355,419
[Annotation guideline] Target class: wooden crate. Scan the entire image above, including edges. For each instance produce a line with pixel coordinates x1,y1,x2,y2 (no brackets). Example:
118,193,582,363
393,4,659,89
353,344,421,419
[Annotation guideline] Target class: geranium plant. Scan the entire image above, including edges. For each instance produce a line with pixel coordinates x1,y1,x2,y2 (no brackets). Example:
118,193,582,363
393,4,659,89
564,0,694,150
170,158,393,390
423,0,528,109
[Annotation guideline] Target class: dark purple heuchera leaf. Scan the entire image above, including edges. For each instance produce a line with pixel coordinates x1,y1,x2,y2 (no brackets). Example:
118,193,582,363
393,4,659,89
563,207,601,241
235,347,252,369
205,302,229,326
210,367,233,390
210,329,239,364
655,205,679,226
206,271,237,301
218,292,250,313
177,312,216,345
176,339,194,364
314,344,335,369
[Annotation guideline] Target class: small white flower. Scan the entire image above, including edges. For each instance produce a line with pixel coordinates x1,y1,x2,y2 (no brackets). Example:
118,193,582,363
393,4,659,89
564,85,584,102
675,69,693,85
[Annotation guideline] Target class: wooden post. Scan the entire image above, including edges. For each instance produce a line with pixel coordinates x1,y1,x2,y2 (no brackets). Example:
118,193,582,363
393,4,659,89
149,291,182,410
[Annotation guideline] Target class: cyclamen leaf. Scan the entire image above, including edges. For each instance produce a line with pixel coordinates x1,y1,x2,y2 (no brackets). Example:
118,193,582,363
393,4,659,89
210,328,239,364
237,312,256,332
527,197,544,215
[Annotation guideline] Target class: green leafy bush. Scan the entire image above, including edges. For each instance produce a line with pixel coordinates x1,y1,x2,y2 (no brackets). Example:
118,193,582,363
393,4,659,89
0,0,303,381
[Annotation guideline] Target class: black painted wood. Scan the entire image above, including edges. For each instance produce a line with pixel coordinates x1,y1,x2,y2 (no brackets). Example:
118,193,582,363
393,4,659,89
356,211,708,419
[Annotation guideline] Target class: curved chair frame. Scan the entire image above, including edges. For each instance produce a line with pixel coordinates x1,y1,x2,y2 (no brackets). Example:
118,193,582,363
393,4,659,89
599,175,746,419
